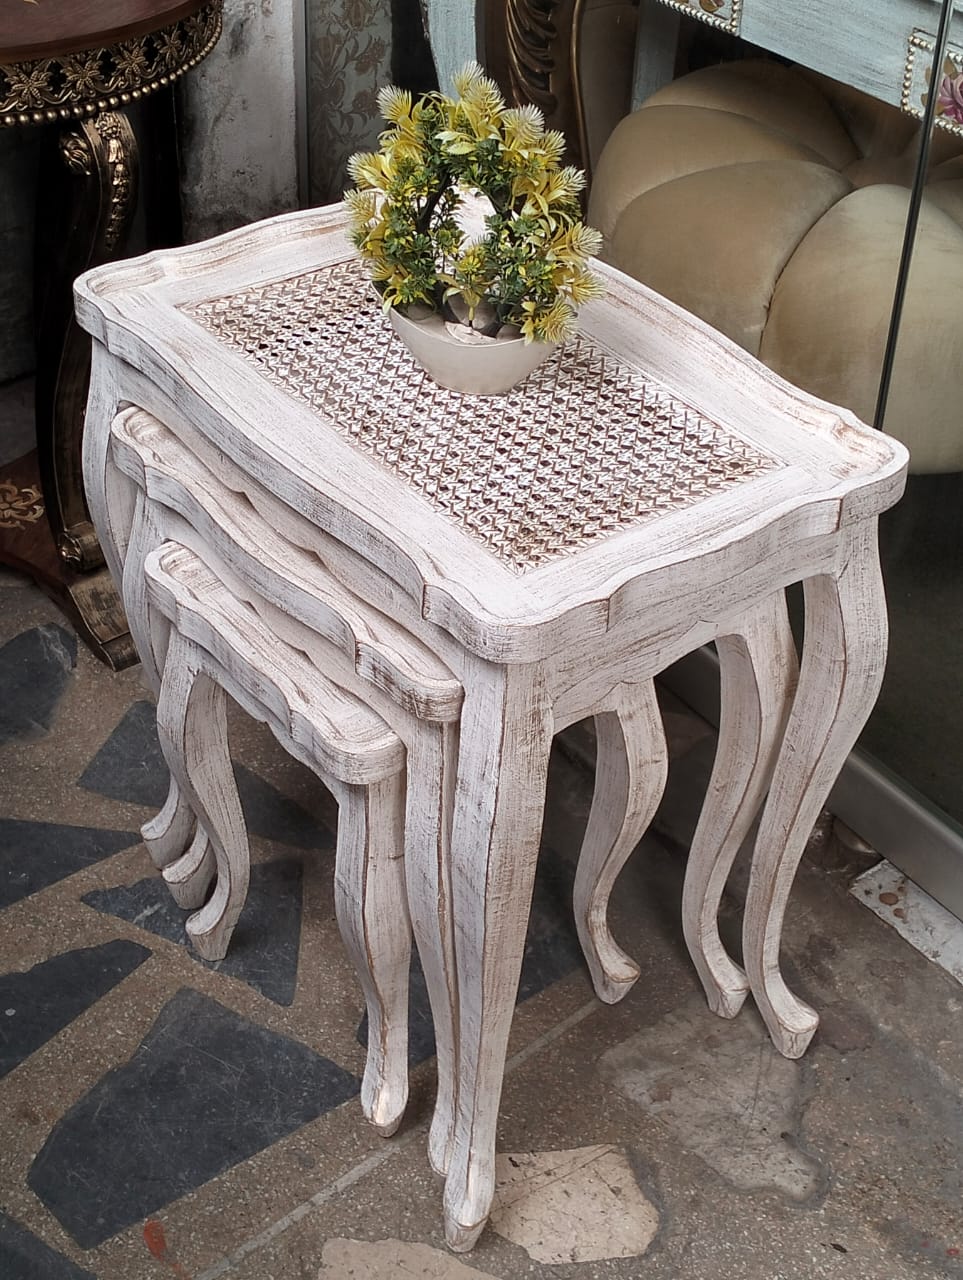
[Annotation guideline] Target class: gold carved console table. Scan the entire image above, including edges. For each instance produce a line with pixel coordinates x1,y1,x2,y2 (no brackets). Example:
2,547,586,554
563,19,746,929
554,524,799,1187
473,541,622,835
0,0,221,667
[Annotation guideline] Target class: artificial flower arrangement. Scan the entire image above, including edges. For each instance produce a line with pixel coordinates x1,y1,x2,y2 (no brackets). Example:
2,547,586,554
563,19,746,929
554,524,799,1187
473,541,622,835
344,63,604,350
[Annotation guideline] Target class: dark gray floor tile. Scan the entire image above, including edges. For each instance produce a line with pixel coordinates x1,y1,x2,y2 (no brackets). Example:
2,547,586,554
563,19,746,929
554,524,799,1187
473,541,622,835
77,701,328,848
75,700,173,811
82,858,304,1005
28,987,360,1248
0,940,151,1079
517,844,585,1002
0,819,141,909
0,1210,96,1280
358,842,584,1065
0,625,77,743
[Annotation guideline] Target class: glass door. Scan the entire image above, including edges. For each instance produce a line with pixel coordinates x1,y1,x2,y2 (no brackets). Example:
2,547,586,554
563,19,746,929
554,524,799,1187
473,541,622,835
848,0,963,909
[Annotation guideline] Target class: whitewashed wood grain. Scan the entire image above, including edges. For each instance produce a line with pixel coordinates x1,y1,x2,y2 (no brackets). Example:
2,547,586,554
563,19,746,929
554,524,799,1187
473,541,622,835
681,591,798,1018
82,365,208,884
74,211,907,662
441,654,555,1252
104,403,464,1161
742,523,889,1058
110,407,463,722
147,544,403,791
155,625,248,964
124,489,212,883
81,340,130,589
159,827,215,910
333,774,412,1137
159,532,463,1165
574,682,668,1004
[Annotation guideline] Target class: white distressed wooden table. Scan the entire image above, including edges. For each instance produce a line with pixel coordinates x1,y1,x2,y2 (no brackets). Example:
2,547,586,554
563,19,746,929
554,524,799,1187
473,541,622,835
102,403,465,1166
76,205,908,1250
143,537,415,1136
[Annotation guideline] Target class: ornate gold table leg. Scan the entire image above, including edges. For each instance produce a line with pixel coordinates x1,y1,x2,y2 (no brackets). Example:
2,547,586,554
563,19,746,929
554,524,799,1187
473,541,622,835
26,110,140,667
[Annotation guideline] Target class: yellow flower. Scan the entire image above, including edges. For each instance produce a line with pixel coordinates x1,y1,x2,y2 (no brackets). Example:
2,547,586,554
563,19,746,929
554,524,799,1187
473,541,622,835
564,268,606,305
344,187,379,226
539,130,567,166
560,223,603,259
346,151,391,190
377,84,413,124
502,105,545,149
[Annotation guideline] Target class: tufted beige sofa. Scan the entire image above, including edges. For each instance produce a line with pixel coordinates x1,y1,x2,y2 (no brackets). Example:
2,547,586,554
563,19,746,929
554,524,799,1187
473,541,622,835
588,58,963,473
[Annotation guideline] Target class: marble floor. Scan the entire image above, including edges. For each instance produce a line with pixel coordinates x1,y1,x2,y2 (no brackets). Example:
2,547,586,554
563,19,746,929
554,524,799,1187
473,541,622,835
1,545,962,1280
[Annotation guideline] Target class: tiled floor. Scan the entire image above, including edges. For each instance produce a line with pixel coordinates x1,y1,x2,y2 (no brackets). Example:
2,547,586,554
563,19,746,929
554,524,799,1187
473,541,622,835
2,559,962,1280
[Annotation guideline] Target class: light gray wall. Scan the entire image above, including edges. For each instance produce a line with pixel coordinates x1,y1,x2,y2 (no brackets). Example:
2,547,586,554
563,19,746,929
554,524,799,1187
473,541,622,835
179,0,302,243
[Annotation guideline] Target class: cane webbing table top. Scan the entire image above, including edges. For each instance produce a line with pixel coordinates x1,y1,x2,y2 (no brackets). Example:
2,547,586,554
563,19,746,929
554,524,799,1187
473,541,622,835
187,258,778,574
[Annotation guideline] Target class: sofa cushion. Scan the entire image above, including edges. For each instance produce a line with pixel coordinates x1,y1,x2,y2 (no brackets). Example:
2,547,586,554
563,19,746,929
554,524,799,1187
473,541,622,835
589,58,963,472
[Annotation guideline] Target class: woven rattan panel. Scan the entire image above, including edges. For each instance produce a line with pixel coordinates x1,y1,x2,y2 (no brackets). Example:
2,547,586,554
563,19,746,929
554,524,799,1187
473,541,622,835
186,258,779,573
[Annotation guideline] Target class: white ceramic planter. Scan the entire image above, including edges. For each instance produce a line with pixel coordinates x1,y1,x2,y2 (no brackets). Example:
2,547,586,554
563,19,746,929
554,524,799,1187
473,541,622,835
389,307,557,396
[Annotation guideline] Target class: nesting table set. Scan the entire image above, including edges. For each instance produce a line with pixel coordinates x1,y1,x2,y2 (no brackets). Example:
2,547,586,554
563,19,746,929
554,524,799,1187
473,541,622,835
75,205,907,1250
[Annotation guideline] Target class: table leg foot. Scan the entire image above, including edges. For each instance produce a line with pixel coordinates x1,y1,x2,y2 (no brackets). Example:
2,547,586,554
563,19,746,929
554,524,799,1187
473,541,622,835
744,526,887,1058
142,777,195,869
682,591,798,1019
157,634,250,963
334,778,411,1139
756,1000,820,1060
444,1207,487,1254
163,830,215,909
574,683,667,1004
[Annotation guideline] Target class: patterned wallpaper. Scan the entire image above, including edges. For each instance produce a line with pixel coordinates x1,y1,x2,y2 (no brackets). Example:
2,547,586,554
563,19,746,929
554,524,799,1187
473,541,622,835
306,0,393,205
306,0,436,206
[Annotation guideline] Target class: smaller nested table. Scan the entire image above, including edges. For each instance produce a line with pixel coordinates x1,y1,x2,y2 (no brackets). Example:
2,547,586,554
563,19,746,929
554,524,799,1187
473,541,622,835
75,206,907,1250
0,0,221,666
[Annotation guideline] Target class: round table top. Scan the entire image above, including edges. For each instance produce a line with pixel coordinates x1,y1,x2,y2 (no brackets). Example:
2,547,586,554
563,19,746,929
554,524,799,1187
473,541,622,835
1,1,206,63
1,0,221,126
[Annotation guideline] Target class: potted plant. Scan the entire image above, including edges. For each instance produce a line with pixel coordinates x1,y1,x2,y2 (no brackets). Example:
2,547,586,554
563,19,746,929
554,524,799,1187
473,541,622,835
344,62,604,395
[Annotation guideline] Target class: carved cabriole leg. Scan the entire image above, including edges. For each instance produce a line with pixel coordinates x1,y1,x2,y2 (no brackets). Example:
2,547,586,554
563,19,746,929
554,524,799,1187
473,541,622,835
444,658,554,1252
121,491,168,688
682,590,798,1018
122,490,215,888
574,680,668,1004
82,354,140,671
331,775,411,1138
139,776,194,872
743,524,887,1058
161,830,217,909
36,112,138,572
156,631,250,962
403,721,460,1175
89,392,202,874
89,403,201,874
80,349,128,584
